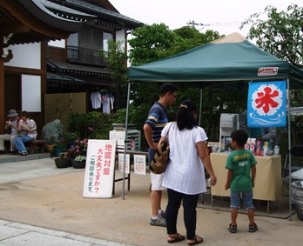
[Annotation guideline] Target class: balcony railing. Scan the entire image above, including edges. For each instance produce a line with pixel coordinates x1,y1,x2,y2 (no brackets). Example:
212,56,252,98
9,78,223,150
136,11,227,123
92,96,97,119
67,46,108,67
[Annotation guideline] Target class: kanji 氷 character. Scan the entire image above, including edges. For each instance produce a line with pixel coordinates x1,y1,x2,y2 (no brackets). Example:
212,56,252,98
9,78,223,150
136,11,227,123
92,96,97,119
255,86,279,113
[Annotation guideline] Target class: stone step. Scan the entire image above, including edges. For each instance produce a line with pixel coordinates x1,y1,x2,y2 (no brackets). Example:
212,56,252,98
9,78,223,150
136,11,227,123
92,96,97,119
0,153,50,164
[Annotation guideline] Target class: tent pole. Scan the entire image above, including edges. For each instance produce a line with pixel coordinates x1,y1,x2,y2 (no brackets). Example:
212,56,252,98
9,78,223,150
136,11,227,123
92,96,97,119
199,89,203,126
122,81,131,200
287,78,292,220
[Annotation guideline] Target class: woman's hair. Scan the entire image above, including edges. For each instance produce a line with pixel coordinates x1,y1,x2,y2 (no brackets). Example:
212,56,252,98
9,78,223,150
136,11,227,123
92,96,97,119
20,111,29,118
176,99,197,130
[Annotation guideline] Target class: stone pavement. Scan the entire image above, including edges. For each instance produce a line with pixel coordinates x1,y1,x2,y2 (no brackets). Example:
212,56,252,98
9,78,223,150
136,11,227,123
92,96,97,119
0,219,130,246
0,157,302,246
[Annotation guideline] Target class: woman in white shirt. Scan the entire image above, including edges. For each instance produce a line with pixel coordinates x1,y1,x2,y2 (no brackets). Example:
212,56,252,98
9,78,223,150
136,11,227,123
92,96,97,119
159,99,217,245
13,111,37,156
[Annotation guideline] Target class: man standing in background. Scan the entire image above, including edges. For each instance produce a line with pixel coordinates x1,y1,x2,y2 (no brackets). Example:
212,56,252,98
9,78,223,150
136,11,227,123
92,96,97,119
143,83,177,227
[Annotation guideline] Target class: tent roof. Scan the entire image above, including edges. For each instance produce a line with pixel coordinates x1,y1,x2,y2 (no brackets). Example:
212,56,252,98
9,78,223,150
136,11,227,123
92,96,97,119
128,33,303,88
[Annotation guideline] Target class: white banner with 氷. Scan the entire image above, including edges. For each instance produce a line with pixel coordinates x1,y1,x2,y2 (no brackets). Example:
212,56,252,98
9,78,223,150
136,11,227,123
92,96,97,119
247,80,287,127
134,154,146,175
83,139,116,198
118,153,130,174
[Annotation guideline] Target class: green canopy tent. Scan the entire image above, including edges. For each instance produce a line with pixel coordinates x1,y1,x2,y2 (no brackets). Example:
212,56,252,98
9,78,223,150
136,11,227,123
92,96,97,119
124,33,303,219
128,32,303,86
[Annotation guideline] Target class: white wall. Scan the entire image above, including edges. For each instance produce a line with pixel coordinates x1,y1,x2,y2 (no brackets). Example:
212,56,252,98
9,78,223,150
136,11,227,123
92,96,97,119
21,75,41,112
116,30,130,65
48,39,66,48
116,30,126,47
5,43,41,69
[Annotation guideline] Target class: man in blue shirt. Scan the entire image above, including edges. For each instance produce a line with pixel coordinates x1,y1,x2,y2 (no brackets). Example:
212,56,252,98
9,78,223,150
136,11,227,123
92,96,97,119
143,83,177,227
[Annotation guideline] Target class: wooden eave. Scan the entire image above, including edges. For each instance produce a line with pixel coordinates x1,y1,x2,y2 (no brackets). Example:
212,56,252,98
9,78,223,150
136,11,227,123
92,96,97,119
0,0,83,45
48,0,143,30
83,0,118,12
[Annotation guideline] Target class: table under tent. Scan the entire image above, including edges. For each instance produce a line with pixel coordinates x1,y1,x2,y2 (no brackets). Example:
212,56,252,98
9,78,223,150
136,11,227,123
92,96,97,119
125,32,303,219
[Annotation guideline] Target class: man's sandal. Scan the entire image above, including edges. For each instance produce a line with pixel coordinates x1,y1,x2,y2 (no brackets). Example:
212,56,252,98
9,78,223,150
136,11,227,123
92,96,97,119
167,233,185,243
187,235,203,245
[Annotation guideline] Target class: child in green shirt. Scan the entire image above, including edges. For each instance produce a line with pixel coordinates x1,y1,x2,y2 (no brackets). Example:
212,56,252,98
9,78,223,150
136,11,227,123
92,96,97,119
225,129,258,233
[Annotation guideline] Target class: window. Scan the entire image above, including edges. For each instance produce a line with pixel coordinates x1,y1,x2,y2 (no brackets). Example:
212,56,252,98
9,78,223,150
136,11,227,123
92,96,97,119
103,32,113,56
67,33,79,59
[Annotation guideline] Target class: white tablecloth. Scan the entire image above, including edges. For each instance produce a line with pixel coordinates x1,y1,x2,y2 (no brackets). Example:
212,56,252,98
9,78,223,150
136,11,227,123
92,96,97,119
210,152,282,201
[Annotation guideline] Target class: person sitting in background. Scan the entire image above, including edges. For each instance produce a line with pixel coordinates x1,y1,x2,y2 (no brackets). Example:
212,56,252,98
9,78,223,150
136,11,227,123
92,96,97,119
261,127,277,150
0,109,19,154
249,127,278,150
13,111,37,156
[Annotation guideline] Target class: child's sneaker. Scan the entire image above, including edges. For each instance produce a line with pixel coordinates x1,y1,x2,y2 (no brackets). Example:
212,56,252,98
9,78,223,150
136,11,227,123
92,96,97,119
249,223,258,232
228,223,237,233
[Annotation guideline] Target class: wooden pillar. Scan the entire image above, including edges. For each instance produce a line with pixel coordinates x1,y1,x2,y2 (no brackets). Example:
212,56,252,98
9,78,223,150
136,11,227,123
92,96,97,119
0,36,5,134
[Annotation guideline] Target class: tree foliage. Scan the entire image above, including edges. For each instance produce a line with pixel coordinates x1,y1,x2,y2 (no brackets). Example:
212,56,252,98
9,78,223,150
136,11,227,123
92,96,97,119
242,4,303,107
101,40,129,108
128,24,222,107
128,24,221,65
170,27,221,56
128,23,175,66
105,40,128,82
241,4,303,68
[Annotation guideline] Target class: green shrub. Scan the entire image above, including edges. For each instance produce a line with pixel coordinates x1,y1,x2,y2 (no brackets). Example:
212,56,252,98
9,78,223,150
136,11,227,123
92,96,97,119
66,106,151,150
67,112,86,138
112,104,150,150
67,111,116,140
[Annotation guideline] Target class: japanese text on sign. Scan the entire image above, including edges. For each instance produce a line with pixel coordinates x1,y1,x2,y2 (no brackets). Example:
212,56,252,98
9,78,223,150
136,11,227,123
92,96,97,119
83,140,116,198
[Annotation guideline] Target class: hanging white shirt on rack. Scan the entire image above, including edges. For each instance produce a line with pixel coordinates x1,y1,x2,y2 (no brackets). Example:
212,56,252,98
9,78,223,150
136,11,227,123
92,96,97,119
102,93,110,114
90,92,102,109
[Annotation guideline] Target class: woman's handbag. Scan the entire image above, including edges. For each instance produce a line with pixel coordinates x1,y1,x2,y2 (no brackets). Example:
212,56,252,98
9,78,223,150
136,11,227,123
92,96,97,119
150,123,172,174
150,140,170,174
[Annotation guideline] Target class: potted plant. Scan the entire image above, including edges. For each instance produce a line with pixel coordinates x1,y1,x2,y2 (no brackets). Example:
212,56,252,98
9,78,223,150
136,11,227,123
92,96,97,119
54,152,72,168
53,141,67,157
68,138,88,169
71,154,86,168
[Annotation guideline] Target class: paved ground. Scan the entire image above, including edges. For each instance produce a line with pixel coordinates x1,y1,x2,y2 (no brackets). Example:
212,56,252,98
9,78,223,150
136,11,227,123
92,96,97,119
0,157,302,246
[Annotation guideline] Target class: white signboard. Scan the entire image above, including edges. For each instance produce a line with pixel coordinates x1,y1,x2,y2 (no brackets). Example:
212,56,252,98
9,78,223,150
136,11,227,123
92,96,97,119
118,153,130,174
134,155,146,175
83,140,116,198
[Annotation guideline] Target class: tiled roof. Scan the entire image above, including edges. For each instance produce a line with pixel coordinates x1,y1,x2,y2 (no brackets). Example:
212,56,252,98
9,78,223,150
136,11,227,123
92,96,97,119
47,0,143,29
40,0,97,20
48,60,111,75
47,60,119,86
0,0,83,45
47,72,116,86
